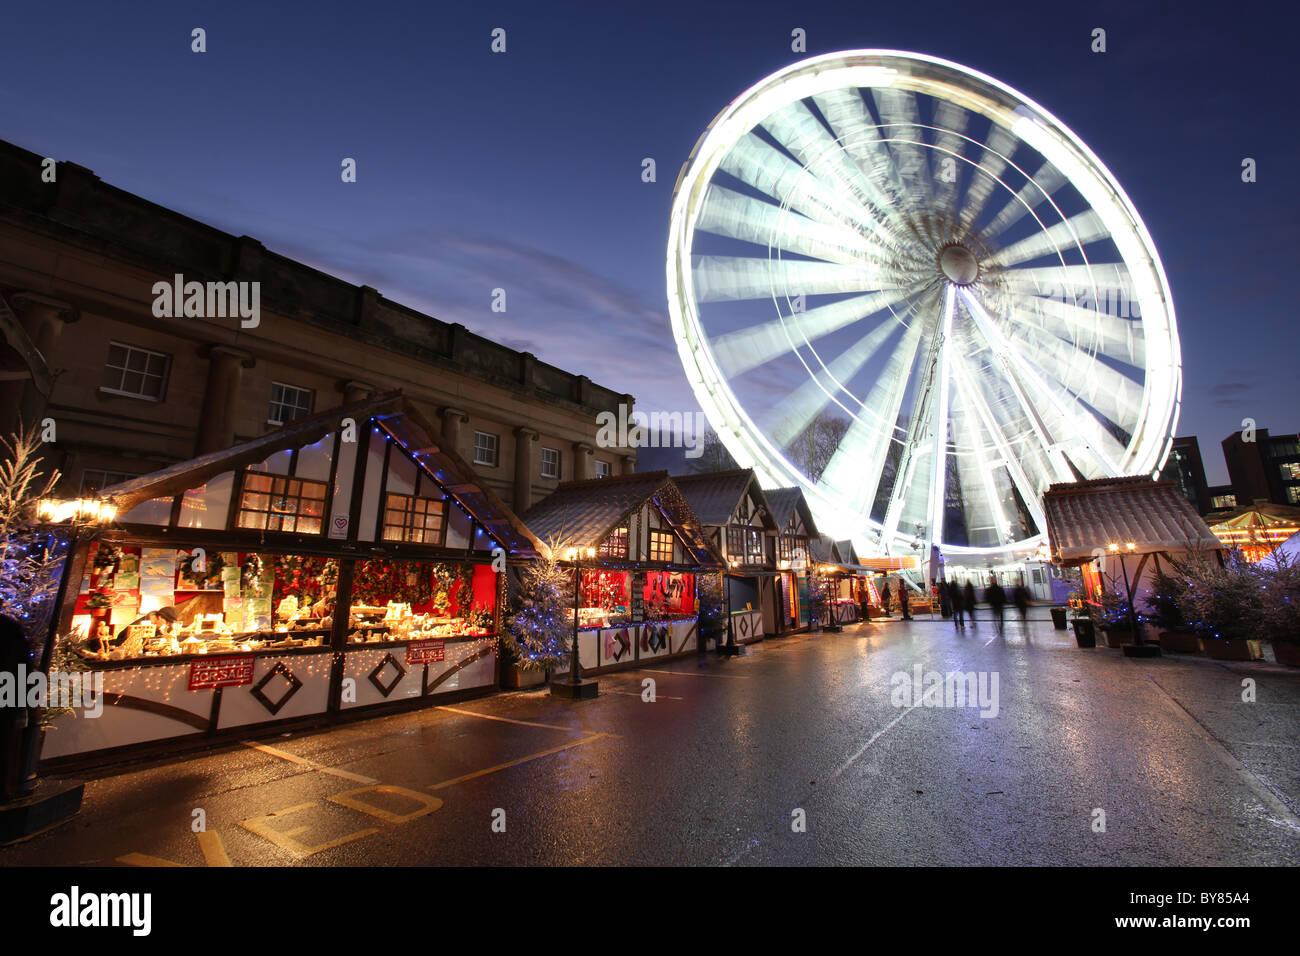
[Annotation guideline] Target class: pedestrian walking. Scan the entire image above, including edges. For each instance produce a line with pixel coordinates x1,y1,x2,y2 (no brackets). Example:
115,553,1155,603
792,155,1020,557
879,580,891,618
1013,576,1031,630
948,580,964,628
899,582,912,620
986,575,1007,634
963,580,978,628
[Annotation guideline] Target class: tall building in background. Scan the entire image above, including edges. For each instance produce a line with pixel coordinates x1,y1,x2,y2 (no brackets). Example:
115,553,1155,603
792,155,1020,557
1222,427,1300,507
1158,436,1211,515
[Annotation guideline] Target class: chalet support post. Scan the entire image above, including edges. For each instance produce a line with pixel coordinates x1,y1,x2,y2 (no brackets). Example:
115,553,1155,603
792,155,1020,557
512,426,538,512
196,345,254,455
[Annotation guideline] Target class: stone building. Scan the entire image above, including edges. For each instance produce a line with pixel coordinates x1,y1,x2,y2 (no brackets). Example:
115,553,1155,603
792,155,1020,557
0,138,635,512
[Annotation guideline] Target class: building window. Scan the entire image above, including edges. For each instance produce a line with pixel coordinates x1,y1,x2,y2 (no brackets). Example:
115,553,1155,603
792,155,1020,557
599,526,628,559
101,342,169,400
268,383,314,426
1211,494,1237,510
1280,462,1300,481
80,469,139,495
382,493,446,544
1289,487,1300,505
778,535,805,563
236,472,327,534
594,460,611,479
541,447,560,479
473,431,499,467
727,526,763,565
649,530,674,563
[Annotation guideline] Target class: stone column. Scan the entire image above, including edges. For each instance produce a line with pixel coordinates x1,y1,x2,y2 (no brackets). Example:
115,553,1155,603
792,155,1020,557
513,426,538,511
572,441,594,481
7,294,77,435
440,406,469,456
195,345,254,455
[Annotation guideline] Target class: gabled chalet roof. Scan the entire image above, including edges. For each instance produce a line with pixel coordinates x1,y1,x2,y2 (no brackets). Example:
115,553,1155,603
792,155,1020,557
520,471,721,567
672,469,777,531
97,390,545,558
1042,476,1222,563
764,486,819,538
809,533,840,564
835,540,860,565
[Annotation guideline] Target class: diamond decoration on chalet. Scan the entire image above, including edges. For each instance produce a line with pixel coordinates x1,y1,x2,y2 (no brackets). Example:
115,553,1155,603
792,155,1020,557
250,661,304,715
368,653,407,698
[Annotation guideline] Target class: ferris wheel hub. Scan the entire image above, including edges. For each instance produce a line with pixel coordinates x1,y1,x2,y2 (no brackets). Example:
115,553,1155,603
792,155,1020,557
937,243,980,286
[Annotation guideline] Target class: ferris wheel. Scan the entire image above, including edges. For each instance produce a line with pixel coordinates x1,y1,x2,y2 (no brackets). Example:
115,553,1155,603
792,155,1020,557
667,50,1181,559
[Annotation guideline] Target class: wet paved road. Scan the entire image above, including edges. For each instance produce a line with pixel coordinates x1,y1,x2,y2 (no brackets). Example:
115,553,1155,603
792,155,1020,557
4,615,1299,866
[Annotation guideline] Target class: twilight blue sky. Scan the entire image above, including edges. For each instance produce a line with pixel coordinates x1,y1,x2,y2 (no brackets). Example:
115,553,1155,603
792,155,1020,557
1,0,1294,484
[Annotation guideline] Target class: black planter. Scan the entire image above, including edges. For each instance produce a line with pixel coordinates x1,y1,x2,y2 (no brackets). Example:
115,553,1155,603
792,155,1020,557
1050,607,1068,630
1071,619,1096,647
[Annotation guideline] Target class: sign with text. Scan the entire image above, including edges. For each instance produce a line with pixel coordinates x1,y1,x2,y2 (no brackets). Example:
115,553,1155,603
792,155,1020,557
188,655,256,690
406,639,446,664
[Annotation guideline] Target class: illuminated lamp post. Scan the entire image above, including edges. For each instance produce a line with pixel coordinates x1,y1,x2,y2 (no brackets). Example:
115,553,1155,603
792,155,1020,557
551,545,599,699
1109,541,1160,658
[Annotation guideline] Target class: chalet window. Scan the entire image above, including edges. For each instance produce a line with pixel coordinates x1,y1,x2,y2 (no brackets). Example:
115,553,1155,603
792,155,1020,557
382,492,446,544
541,447,560,479
599,526,628,559
649,530,674,563
102,342,169,400
727,527,763,565
778,535,805,562
268,382,314,426
473,431,499,467
594,460,611,478
236,472,327,534
80,469,138,495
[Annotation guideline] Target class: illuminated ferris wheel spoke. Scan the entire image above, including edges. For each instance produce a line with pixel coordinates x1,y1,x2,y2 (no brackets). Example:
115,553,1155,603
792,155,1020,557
958,124,1019,231
668,51,1181,559
768,310,914,447
872,87,935,219
819,315,927,514
986,209,1111,268
709,289,912,378
698,185,877,265
1006,292,1145,367
929,100,972,219
983,162,1069,238
692,255,894,302
950,350,1050,535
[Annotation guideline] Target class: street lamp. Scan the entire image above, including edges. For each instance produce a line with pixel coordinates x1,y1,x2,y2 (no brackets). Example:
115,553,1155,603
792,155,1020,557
1108,541,1160,658
721,559,743,657
551,545,599,699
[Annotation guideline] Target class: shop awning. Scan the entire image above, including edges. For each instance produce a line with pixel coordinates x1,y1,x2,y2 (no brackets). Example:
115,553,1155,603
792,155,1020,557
98,390,547,558
1042,476,1222,564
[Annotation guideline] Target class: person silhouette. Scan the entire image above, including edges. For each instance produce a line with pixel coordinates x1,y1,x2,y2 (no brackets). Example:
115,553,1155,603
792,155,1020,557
986,575,1007,635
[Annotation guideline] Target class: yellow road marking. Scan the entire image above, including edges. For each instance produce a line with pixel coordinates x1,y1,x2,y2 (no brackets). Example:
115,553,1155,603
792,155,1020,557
428,734,610,791
243,741,379,784
641,668,750,680
117,852,186,867
197,830,232,867
600,688,684,701
436,707,618,738
238,802,380,859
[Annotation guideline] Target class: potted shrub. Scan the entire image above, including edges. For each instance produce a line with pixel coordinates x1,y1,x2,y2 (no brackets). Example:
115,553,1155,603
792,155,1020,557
1258,549,1300,666
1170,550,1264,661
1146,569,1202,653
1095,574,1140,647
1065,585,1096,647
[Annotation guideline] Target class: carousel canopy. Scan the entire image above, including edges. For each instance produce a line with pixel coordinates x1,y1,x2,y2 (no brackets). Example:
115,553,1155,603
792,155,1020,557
520,471,722,567
1042,476,1222,564
97,390,546,558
